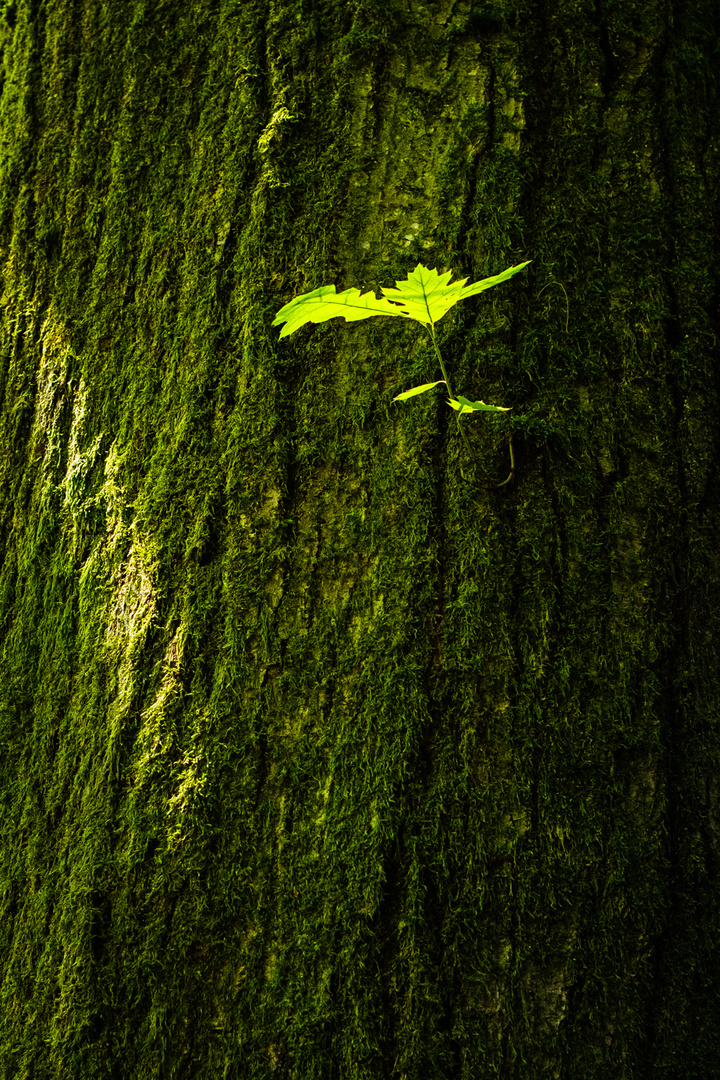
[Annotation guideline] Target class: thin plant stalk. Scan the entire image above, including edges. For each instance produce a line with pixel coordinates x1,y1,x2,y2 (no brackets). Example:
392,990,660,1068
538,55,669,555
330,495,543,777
427,323,514,488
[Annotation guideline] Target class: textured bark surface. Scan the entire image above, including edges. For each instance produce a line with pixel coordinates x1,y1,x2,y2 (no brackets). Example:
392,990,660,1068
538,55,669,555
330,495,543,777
0,0,719,1077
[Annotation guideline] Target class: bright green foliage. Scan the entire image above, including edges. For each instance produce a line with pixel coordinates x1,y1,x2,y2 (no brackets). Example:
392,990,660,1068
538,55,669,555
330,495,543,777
392,379,446,402
381,261,531,324
272,284,400,337
274,262,529,459
449,395,512,414
393,381,510,415
272,260,530,335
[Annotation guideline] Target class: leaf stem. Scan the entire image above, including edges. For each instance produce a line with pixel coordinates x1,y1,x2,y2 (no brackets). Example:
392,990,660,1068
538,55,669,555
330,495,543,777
427,322,514,488
427,324,453,396
427,324,474,460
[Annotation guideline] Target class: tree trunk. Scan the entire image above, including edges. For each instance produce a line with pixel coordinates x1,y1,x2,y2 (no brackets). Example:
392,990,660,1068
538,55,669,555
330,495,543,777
0,0,718,1076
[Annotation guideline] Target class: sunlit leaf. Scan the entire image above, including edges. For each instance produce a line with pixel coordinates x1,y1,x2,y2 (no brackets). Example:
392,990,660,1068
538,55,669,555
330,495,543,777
381,264,468,325
272,284,401,338
381,260,531,325
457,261,532,302
448,395,511,414
393,380,446,402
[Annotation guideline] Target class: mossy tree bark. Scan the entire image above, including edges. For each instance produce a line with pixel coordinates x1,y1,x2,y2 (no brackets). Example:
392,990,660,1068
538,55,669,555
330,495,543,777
0,0,719,1077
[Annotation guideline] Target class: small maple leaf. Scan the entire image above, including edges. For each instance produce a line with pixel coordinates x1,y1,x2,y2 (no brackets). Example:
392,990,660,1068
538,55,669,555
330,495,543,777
272,284,400,339
381,265,469,324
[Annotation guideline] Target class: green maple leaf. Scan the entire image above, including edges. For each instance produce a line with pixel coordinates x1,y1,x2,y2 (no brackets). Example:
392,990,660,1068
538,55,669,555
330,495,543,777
272,260,531,336
381,261,531,324
448,395,511,414
455,262,533,304
272,284,400,339
380,265,468,324
393,380,446,403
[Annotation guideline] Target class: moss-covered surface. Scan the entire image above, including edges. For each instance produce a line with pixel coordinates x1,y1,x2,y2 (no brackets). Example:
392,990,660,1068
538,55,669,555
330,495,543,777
0,0,719,1076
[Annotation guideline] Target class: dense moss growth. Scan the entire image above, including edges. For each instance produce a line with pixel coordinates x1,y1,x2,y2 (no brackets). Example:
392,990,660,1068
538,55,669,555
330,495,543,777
0,0,719,1076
